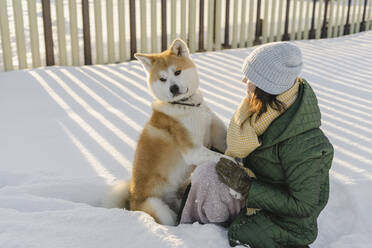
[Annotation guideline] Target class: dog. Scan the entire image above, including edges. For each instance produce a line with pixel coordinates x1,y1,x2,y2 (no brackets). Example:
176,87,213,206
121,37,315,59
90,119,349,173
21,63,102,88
103,39,228,225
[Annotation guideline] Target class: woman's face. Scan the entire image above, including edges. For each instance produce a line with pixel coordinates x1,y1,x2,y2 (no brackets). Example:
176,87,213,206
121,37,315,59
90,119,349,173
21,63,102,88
242,77,256,97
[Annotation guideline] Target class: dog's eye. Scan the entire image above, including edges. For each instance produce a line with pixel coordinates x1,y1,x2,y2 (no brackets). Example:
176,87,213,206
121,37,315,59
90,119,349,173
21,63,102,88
159,77,167,82
174,70,181,76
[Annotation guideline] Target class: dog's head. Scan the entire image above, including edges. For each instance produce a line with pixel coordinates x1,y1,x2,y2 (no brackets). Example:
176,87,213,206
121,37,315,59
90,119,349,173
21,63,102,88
135,39,199,102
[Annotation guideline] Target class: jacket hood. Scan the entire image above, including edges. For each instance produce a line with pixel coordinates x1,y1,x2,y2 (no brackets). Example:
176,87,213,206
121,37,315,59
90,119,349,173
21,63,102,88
257,79,321,150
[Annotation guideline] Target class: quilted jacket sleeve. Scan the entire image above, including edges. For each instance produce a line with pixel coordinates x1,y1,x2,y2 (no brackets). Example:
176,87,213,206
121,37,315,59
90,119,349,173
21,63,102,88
246,132,334,218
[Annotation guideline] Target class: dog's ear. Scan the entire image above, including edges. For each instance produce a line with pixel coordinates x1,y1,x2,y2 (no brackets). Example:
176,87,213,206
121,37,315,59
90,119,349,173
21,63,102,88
134,53,153,72
169,39,190,58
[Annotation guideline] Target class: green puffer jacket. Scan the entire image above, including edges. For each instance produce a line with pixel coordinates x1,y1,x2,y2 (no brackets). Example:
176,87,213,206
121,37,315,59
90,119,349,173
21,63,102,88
228,79,334,248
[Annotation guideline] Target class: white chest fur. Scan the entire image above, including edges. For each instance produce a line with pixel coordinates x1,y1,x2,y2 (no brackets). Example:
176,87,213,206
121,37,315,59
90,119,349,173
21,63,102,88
176,104,213,147
151,96,227,176
151,93,214,148
150,103,213,210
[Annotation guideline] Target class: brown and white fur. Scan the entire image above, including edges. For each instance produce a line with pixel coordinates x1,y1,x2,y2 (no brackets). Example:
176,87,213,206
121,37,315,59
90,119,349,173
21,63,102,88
103,39,229,225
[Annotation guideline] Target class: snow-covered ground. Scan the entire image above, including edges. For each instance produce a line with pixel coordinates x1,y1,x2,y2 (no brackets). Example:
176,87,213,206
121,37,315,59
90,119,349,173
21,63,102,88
1,31,372,248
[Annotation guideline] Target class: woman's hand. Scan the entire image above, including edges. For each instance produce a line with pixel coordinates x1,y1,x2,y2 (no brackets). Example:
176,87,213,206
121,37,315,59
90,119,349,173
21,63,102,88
216,157,252,200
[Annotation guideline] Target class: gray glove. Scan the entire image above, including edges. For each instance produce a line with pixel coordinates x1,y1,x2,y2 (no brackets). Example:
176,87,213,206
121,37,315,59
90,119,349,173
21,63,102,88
216,157,252,199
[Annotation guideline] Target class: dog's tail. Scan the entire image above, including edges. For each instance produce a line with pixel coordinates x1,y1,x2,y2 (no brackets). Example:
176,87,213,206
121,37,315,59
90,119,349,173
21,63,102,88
102,180,130,209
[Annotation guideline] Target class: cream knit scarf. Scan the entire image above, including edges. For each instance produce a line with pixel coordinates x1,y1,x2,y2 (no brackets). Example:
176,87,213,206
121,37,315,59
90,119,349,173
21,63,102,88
225,80,300,159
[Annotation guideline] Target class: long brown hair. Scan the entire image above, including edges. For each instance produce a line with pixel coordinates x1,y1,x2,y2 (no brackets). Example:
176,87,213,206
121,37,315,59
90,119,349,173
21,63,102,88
248,87,286,120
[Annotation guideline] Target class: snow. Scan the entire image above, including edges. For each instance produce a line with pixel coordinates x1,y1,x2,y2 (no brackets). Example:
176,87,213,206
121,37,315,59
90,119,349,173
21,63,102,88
1,30,372,247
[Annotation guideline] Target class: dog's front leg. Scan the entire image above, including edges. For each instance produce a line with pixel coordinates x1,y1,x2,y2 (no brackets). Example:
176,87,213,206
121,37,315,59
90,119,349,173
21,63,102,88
181,146,234,166
209,112,227,153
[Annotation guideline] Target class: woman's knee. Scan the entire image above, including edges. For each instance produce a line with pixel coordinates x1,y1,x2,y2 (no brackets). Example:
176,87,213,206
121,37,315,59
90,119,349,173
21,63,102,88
228,211,278,248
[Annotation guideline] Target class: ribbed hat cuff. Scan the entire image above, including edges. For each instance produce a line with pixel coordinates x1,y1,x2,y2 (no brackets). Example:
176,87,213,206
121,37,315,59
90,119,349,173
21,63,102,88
244,64,297,95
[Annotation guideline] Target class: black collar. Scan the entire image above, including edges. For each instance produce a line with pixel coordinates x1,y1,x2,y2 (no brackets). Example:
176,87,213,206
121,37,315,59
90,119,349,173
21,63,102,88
169,95,201,107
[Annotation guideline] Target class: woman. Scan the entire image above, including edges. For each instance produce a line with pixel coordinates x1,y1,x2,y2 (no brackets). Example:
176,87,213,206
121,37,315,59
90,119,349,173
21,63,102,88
178,42,334,248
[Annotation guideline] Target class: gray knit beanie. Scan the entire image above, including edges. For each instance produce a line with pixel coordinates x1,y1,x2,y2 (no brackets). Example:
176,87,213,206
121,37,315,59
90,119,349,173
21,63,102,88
242,42,303,95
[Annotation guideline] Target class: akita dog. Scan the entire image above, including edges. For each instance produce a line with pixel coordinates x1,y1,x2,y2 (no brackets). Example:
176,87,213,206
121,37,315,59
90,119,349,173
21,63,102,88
104,39,229,225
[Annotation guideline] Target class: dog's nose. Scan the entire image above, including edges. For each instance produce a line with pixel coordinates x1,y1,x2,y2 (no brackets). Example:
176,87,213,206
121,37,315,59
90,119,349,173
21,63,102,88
170,85,180,95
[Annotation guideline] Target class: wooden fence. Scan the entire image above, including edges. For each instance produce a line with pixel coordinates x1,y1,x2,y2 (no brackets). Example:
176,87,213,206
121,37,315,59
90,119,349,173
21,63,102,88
0,0,371,72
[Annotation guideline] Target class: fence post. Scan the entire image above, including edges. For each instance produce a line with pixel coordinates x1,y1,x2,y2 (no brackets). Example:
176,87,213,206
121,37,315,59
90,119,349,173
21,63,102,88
368,0,372,30
161,0,167,51
327,0,335,37
180,0,187,41
321,0,330,38
0,0,13,71
289,0,297,40
231,0,239,48
119,0,128,60
268,0,277,42
263,0,270,42
82,0,92,65
282,0,291,41
297,0,305,40
303,0,312,39
199,0,205,51
27,0,41,68
206,0,215,51
335,0,341,36
340,0,348,36
170,0,177,41
106,0,115,63
315,0,324,39
12,0,28,69
360,0,369,31
239,0,247,47
213,0,217,43
254,0,262,45
69,0,80,66
224,0,231,48
150,0,158,53
356,0,364,32
350,0,358,33
56,0,67,65
309,0,317,39
247,0,255,47
140,0,148,52
129,0,137,59
344,0,352,35
41,0,55,66
277,0,285,41
214,0,222,50
94,0,104,64
188,0,197,52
